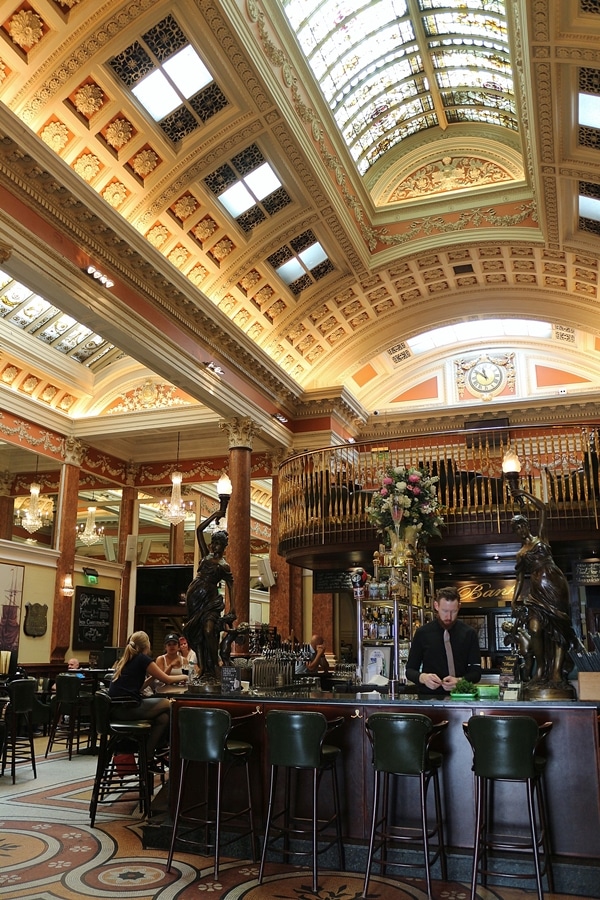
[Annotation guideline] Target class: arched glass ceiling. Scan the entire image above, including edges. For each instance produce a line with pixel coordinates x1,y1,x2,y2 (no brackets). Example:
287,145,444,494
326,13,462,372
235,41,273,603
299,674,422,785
280,0,516,174
407,319,552,354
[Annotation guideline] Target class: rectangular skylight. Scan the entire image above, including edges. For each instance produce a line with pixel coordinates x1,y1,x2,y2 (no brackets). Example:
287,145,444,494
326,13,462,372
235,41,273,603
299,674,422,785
299,242,327,269
244,163,281,200
133,70,180,120
277,259,305,284
580,195,600,222
163,45,212,97
219,183,255,216
579,93,600,129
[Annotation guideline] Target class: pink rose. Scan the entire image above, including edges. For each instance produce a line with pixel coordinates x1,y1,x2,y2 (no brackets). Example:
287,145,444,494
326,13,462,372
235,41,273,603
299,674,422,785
380,487,388,497
408,474,420,483
411,487,421,495
383,476,393,485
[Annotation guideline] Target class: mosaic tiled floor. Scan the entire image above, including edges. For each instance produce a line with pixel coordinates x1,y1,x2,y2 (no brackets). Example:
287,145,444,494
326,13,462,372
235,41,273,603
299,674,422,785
0,740,593,900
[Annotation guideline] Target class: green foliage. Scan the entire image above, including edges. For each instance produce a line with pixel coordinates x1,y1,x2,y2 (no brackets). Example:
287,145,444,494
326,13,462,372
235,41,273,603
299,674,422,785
454,677,478,695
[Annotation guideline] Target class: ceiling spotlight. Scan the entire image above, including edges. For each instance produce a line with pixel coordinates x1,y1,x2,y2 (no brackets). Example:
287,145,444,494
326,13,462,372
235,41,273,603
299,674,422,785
273,412,289,424
85,265,114,288
205,361,225,376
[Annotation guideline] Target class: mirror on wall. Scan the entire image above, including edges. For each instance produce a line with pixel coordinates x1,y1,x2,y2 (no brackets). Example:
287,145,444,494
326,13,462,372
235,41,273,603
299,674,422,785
1,443,58,548
76,475,123,561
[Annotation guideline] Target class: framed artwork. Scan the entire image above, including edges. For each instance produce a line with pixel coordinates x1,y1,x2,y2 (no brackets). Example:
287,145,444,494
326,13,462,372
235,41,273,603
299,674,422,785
460,614,488,651
0,562,24,655
73,586,115,650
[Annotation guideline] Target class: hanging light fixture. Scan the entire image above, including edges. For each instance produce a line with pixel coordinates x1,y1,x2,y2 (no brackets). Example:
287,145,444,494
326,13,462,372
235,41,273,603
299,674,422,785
160,433,194,526
77,504,104,546
17,456,52,535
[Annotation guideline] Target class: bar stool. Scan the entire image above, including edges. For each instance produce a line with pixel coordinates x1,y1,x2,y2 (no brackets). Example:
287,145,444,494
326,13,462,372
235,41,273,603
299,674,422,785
258,710,344,893
45,673,92,759
463,715,554,900
1,678,37,784
166,706,258,879
362,713,448,900
89,691,152,826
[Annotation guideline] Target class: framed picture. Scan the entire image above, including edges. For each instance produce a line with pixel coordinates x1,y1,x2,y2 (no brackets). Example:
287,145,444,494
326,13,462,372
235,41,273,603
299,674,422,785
460,614,488,651
73,586,115,650
0,562,24,656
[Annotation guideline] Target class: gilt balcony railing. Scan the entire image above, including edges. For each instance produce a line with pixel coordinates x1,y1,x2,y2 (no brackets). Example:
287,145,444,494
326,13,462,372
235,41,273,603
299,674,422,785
278,424,600,561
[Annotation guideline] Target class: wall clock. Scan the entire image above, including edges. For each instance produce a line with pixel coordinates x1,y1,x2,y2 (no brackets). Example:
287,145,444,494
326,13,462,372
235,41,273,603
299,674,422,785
467,360,505,395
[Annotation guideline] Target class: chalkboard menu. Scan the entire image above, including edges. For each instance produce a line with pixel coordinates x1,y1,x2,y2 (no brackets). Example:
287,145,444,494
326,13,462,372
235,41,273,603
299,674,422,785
73,586,115,650
313,570,354,592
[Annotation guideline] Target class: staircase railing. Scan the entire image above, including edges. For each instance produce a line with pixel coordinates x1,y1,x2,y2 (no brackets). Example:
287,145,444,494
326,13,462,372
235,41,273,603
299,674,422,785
278,424,600,557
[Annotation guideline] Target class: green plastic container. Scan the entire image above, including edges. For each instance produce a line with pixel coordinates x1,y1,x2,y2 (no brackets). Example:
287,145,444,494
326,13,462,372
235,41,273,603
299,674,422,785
477,684,500,700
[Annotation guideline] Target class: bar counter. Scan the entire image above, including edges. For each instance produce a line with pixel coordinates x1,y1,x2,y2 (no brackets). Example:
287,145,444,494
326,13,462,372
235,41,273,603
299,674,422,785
157,687,600,864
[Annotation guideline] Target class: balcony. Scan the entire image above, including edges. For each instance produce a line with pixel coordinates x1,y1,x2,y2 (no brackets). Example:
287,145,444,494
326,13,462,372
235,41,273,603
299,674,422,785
278,424,600,570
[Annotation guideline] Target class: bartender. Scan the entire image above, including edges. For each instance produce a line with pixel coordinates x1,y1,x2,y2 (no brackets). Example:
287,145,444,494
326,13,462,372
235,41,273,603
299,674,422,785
406,586,481,693
295,634,330,676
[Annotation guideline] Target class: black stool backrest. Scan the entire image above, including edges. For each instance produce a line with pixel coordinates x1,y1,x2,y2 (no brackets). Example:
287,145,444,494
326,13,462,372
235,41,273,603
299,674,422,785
465,715,548,779
178,707,231,763
7,678,36,715
54,673,83,704
93,690,112,734
265,710,327,768
366,712,433,775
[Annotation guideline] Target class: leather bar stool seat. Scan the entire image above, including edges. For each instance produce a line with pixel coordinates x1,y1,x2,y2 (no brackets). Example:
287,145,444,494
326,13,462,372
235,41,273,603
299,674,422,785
362,712,448,900
166,706,258,879
258,710,345,893
89,690,152,826
1,678,37,783
45,673,92,759
463,714,554,900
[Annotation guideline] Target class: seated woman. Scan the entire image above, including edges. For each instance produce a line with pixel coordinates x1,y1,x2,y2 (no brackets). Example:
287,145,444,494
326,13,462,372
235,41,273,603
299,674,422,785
178,635,197,670
153,633,187,694
108,631,187,764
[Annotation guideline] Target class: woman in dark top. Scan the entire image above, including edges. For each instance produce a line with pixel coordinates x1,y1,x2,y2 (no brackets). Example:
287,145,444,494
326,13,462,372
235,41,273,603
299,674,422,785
108,631,186,761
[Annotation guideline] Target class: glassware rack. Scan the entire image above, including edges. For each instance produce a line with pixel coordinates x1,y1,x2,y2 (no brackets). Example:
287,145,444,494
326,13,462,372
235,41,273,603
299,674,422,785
356,546,434,682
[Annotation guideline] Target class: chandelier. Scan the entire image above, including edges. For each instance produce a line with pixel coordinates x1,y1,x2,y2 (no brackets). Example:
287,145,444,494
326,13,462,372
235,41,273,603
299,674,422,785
77,505,105,546
159,433,195,526
20,481,43,534
16,457,53,534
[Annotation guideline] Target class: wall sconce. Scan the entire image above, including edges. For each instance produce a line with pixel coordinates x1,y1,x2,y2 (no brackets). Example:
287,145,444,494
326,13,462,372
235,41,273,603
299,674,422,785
216,473,232,522
502,449,522,497
62,574,75,597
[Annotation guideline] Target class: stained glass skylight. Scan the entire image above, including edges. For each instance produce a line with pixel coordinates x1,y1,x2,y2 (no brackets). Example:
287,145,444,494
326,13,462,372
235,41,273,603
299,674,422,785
280,0,516,174
0,271,124,371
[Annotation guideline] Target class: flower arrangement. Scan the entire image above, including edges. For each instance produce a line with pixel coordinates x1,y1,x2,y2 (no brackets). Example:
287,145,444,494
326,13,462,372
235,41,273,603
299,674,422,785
366,464,444,542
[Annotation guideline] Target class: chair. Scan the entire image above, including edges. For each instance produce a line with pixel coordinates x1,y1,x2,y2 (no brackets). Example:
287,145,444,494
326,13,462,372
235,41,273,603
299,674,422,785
463,715,554,900
89,691,153,826
31,677,52,736
258,710,344,893
166,706,258,879
1,678,37,784
45,673,92,759
362,713,448,900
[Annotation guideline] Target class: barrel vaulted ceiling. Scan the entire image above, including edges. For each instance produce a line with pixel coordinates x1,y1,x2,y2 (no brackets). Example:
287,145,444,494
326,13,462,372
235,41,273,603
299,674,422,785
0,0,599,466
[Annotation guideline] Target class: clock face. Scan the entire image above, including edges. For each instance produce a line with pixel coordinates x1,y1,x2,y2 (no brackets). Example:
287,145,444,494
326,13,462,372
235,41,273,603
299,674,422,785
467,361,504,394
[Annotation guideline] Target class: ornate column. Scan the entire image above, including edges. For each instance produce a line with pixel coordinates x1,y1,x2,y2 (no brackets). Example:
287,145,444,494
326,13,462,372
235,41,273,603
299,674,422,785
0,470,14,541
169,521,185,564
116,464,137,645
51,437,83,663
219,417,260,626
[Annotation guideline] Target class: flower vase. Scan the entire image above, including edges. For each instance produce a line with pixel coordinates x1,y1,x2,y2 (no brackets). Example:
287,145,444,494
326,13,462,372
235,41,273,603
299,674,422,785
387,525,418,565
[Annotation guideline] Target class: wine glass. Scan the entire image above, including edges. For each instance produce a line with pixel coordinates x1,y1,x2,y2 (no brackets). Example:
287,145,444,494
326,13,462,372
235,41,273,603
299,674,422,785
391,502,403,542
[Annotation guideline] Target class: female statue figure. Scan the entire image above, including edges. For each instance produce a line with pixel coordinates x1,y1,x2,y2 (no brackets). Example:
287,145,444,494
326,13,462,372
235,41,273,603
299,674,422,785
183,511,235,680
510,488,579,687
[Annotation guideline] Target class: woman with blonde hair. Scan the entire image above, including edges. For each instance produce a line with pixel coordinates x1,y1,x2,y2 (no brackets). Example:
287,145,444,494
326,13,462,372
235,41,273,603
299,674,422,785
108,631,186,763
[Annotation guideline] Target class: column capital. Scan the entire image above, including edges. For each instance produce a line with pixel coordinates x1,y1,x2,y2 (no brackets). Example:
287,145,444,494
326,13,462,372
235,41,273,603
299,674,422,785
125,460,139,486
220,416,261,450
0,241,11,264
63,436,85,466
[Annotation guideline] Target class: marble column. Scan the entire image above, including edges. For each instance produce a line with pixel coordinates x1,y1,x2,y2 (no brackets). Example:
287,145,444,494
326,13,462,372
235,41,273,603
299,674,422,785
0,470,14,541
116,473,137,646
219,417,260,627
51,438,83,663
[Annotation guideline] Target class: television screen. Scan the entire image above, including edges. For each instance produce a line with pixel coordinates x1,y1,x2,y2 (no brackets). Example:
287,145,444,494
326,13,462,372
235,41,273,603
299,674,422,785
136,565,194,607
